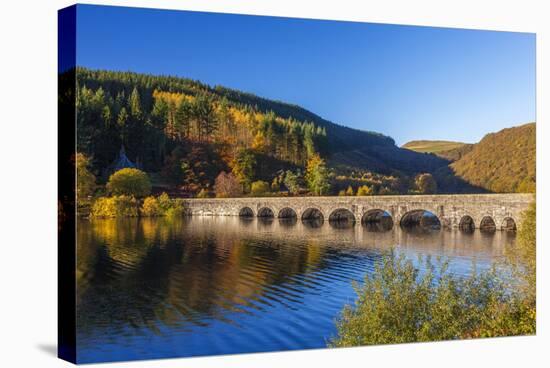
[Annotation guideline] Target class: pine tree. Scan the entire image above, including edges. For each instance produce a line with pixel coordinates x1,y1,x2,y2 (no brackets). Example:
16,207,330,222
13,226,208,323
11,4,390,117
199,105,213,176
175,99,193,139
129,87,142,119
232,149,256,192
193,93,218,142
117,107,128,127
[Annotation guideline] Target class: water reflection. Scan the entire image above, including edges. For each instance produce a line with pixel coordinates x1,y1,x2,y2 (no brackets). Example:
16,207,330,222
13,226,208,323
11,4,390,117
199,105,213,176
76,216,514,363
361,209,394,231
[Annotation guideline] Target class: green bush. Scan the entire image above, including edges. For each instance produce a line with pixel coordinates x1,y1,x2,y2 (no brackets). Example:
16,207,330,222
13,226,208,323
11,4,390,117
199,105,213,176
250,180,270,196
91,195,139,218
106,168,151,197
330,250,535,348
165,205,184,218
159,193,184,217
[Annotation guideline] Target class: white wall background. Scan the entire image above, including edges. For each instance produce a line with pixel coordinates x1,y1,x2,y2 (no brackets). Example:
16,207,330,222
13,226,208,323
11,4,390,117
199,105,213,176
0,0,547,367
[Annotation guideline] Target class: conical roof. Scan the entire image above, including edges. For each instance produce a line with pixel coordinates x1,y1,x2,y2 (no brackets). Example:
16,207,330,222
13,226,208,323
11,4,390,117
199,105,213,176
111,146,136,172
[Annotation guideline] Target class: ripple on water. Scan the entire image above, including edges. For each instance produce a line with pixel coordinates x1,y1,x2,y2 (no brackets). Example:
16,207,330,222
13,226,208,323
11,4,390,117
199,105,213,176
76,217,508,363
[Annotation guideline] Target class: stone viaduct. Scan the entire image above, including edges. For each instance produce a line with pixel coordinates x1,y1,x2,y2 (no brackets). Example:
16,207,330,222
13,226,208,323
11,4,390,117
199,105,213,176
180,193,534,230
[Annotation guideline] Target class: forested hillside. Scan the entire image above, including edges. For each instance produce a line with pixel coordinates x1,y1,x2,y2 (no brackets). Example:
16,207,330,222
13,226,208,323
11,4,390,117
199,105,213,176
74,68,532,197
75,68,453,196
434,144,474,162
450,123,536,193
77,69,327,171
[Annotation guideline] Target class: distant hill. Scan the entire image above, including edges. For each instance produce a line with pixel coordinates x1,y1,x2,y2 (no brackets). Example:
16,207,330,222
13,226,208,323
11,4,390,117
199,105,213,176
450,123,536,193
436,144,475,162
402,140,474,162
401,140,474,162
403,140,467,153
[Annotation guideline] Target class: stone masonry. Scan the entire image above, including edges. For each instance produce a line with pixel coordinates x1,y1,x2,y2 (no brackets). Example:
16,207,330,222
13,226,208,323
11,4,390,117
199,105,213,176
180,193,534,230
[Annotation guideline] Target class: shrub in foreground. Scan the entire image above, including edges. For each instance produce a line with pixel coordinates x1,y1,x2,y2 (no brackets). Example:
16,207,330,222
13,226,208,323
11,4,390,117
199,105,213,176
91,195,139,218
330,250,535,347
506,202,536,305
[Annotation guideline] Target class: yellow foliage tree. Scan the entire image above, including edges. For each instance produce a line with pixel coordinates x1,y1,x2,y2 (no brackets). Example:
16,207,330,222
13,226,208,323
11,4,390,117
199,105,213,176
357,185,373,196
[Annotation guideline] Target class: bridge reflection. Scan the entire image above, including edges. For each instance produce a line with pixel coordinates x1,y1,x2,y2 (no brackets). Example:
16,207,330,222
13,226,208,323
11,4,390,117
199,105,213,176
237,205,516,233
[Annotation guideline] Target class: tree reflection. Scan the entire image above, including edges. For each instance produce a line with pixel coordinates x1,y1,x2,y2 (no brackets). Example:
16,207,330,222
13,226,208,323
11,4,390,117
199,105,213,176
76,217,333,336
76,216,510,341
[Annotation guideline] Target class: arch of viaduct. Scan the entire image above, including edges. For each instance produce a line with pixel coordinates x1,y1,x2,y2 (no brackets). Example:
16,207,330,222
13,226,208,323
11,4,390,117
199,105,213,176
180,193,534,230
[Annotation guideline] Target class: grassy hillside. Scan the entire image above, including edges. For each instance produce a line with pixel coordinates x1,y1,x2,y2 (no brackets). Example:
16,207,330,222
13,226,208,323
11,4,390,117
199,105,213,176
402,140,474,162
403,140,468,153
450,123,536,193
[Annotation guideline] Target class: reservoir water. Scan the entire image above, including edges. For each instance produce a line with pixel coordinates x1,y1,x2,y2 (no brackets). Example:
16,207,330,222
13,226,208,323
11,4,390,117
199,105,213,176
76,216,515,363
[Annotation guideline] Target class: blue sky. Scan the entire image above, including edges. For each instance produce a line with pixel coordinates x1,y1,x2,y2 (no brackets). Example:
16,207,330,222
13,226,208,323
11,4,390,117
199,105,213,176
75,4,535,145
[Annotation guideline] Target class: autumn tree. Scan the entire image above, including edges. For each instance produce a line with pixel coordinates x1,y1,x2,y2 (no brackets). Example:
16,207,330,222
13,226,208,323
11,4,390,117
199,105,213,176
214,171,242,198
76,153,96,206
251,180,270,196
161,147,199,191
107,168,151,197
415,173,438,194
271,176,281,192
306,154,331,196
357,185,373,196
161,147,184,187
283,170,303,195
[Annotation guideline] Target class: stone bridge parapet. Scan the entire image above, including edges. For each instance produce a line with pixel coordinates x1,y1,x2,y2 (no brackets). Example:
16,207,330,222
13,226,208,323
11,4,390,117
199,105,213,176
180,193,534,230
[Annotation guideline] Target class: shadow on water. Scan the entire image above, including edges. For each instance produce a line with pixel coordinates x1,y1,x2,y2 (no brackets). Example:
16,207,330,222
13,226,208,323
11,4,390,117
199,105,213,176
329,219,355,229
302,218,324,228
278,217,298,227
257,217,275,226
